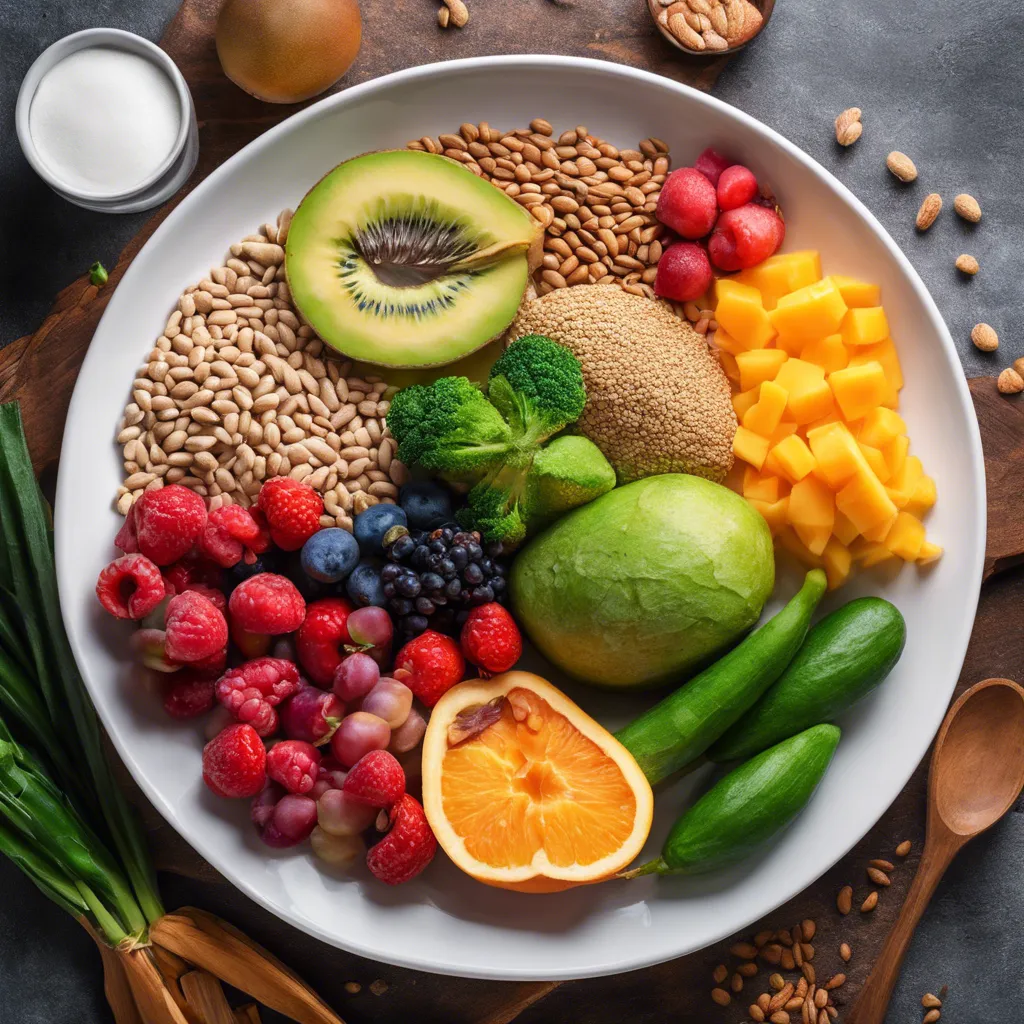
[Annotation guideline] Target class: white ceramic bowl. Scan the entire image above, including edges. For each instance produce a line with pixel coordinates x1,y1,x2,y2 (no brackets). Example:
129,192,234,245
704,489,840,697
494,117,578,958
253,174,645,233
55,56,985,980
16,28,197,212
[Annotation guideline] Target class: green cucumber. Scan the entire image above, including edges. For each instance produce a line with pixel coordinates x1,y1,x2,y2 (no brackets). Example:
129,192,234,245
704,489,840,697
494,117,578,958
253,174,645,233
709,597,905,764
616,569,827,785
626,724,841,877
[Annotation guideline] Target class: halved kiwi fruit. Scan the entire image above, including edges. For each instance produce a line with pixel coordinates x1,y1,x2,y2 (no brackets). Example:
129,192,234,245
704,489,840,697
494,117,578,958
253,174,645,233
285,150,542,368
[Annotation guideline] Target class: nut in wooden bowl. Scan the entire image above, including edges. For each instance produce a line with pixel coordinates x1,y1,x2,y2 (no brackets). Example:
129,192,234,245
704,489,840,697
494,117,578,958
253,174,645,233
649,0,775,56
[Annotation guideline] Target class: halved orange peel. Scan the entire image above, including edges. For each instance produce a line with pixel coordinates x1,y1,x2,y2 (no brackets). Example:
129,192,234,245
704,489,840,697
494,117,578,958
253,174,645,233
421,671,653,892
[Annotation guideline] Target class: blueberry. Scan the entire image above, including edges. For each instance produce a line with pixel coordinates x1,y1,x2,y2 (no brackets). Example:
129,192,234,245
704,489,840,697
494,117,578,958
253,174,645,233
380,563,402,583
411,545,431,569
415,597,436,615
449,545,468,570
300,528,361,583
420,572,444,592
463,563,484,585
445,578,462,599
399,481,454,531
345,561,387,607
395,573,422,598
466,542,483,561
354,504,408,555
223,555,270,592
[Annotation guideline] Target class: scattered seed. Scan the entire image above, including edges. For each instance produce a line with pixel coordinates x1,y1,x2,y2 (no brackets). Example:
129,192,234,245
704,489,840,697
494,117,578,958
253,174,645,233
769,974,786,991
731,973,745,993
896,840,912,857
971,323,999,352
712,987,732,1006
800,920,816,942
738,963,759,978
814,989,828,1009
770,1012,791,1024
955,253,979,275
953,193,982,222
922,993,942,1008
923,1011,941,1024
867,867,891,887
344,982,361,995
837,886,853,915
1013,357,1024,379
860,891,879,913
769,984,795,1012
835,108,863,147
839,943,851,962
441,0,469,27
868,859,895,872
886,151,918,182
750,1005,766,1022
732,942,760,959
915,193,942,231
437,5,450,27
368,979,388,996
824,974,845,990
713,964,728,984
998,368,1024,394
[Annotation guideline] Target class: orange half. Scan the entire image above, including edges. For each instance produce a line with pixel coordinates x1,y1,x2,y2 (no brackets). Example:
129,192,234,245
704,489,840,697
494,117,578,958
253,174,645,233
422,671,653,892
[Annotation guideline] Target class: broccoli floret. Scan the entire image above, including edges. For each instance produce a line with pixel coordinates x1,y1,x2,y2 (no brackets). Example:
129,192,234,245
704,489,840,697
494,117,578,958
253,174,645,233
487,334,586,442
387,377,513,476
457,472,528,548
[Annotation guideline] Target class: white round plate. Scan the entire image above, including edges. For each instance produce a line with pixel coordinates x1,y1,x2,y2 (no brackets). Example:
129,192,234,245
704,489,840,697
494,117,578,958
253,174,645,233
56,56,985,980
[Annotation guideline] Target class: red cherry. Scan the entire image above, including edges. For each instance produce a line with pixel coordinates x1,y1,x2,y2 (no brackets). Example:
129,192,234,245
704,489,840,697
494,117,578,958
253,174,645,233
694,147,734,187
654,242,714,303
656,167,718,239
708,204,785,271
716,164,759,211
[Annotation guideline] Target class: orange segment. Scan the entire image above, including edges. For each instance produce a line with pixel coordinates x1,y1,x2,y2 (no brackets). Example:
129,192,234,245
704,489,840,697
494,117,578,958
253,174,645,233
422,672,653,892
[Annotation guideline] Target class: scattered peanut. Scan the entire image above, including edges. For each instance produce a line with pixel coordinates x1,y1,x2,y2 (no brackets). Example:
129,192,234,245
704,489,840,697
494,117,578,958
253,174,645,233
867,867,891,887
836,886,853,915
839,943,851,962
1013,357,1024,379
923,1011,941,1024
895,840,912,857
440,0,469,27
886,151,918,182
860,890,879,913
922,993,943,1008
971,323,999,352
915,193,942,231
997,368,1024,395
955,253,979,275
711,987,731,1006
834,107,863,147
953,192,982,222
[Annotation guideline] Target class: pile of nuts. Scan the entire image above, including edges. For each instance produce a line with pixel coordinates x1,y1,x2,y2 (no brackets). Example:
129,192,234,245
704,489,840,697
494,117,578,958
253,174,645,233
409,119,673,300
114,209,409,531
650,0,765,52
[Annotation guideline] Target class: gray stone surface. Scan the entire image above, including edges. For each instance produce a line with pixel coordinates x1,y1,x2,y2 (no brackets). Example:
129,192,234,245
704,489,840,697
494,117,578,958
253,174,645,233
1,1,1020,1022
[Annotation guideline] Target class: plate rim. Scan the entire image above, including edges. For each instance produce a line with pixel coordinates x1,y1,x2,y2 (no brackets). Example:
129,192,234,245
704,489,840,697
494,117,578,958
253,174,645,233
55,53,987,980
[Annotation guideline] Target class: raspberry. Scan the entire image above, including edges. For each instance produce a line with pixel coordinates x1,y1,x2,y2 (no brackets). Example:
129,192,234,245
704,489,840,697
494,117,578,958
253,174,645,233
296,598,353,686
654,242,714,303
202,723,267,798
162,557,223,596
180,582,227,614
393,631,465,708
114,502,139,553
164,591,229,664
342,750,405,808
656,167,719,239
257,478,323,551
716,164,759,211
134,485,208,565
228,573,306,635
266,739,321,794
96,554,166,620
460,603,522,675
708,203,786,271
366,794,437,885
216,657,301,737
191,646,228,675
199,506,271,568
694,147,734,187
162,670,217,719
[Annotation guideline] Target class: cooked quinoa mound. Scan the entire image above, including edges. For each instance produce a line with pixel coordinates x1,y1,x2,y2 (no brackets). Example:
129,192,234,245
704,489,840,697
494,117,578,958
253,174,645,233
509,286,736,484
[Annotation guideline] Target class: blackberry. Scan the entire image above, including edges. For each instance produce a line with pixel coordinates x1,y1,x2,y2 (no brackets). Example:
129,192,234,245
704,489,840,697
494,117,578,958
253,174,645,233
381,523,510,640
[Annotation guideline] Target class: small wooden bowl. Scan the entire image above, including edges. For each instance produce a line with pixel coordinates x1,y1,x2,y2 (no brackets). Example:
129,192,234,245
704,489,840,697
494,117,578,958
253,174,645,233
648,0,776,57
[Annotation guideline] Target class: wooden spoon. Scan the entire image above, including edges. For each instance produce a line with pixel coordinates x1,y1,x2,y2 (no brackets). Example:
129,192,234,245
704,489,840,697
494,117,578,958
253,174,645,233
845,678,1024,1024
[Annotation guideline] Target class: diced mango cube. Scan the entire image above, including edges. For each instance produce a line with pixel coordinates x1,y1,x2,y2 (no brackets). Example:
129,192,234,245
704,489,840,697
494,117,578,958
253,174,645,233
715,279,777,350
789,380,836,425
733,426,770,470
883,434,909,478
776,526,825,569
737,348,789,392
859,407,907,448
805,411,845,432
849,339,903,407
749,496,790,536
822,537,853,589
789,474,835,529
774,333,806,357
858,442,890,483
862,513,897,542
829,275,881,308
829,361,887,421
806,422,870,488
836,469,899,533
769,421,799,447
775,358,825,394
851,538,898,568
887,454,924,508
802,333,850,375
743,381,790,437
769,278,849,345
832,510,860,547
906,475,937,517
732,387,760,420
712,328,747,357
794,524,832,556
765,434,817,483
917,540,943,564
743,467,782,503
840,307,890,347
774,358,831,422
885,511,926,560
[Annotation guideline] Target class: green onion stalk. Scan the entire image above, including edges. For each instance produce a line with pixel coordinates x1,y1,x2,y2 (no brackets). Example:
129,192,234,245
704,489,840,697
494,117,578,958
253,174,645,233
0,402,163,945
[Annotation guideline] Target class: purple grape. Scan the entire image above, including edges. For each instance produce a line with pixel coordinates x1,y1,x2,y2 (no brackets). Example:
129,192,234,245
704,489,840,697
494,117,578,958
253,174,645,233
347,606,394,648
251,782,286,828
332,652,380,702
261,793,318,847
360,677,413,729
317,788,378,836
279,687,344,745
389,708,427,754
330,711,391,767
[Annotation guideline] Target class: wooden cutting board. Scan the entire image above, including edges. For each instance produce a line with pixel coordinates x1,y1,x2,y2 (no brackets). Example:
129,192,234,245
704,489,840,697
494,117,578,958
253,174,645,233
3,3,1023,1022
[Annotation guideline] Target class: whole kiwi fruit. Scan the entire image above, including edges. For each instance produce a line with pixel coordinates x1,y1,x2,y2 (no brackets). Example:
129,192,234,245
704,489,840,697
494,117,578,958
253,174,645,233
216,0,362,104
